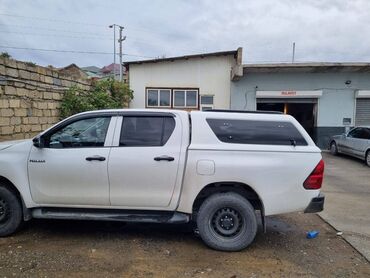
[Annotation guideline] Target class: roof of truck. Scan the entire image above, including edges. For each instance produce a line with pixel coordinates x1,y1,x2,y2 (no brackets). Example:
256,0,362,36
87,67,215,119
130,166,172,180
75,109,283,116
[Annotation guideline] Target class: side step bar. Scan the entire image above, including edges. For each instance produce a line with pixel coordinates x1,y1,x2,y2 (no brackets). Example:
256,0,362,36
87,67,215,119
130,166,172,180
31,208,190,224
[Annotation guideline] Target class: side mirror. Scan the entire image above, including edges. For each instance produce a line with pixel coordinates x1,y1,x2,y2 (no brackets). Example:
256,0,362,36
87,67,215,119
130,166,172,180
32,136,45,148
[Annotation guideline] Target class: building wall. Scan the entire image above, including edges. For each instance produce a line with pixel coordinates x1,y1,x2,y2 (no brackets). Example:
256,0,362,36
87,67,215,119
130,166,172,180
231,72,370,148
0,57,91,141
128,55,236,109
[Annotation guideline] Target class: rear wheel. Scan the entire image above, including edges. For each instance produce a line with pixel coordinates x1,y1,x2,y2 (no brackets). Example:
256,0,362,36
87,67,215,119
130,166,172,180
0,186,23,237
366,151,370,167
196,192,257,251
330,141,338,155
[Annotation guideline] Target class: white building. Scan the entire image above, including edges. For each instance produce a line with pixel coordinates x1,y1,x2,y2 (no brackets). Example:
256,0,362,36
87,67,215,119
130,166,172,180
124,49,242,111
125,48,370,148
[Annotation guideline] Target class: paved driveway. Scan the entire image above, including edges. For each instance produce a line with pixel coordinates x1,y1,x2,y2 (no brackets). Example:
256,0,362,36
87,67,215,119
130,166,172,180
320,152,370,261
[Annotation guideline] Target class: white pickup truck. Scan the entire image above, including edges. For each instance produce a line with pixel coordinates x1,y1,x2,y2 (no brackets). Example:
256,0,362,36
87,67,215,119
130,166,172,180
0,109,324,251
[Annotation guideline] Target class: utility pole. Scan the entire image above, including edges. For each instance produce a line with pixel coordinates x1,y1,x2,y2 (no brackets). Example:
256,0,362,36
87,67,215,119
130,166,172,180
292,42,296,63
118,26,126,82
109,24,117,79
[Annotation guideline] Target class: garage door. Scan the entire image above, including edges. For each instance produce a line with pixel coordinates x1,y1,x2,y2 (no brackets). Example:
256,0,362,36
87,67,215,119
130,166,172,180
355,98,370,126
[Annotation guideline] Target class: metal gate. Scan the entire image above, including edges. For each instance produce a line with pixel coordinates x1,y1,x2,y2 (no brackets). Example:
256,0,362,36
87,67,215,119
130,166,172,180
355,98,370,126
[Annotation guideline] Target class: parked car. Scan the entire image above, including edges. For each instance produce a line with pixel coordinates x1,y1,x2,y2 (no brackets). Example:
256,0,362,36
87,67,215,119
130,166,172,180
330,127,370,167
0,109,324,251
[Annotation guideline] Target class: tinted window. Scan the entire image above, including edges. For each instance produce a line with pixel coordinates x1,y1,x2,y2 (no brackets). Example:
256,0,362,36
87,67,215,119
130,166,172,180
207,119,308,146
120,116,175,146
47,117,111,148
348,128,362,138
364,128,370,139
349,128,370,139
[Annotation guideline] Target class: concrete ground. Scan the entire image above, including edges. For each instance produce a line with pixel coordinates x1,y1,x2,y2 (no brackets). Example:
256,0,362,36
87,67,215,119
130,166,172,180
320,152,370,261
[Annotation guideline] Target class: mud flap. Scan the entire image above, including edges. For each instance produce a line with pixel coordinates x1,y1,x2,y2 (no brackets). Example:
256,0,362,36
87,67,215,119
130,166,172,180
261,209,266,233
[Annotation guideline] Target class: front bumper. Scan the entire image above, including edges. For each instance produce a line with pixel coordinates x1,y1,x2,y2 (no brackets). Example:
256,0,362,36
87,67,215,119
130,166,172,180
304,193,325,213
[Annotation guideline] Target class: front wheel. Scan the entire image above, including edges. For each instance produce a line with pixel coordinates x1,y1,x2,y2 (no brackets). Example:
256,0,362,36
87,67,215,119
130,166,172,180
0,186,23,237
330,141,338,155
366,151,370,167
196,192,257,251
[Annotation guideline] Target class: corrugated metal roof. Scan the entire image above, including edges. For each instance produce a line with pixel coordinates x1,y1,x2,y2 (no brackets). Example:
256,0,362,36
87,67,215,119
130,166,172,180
124,49,239,67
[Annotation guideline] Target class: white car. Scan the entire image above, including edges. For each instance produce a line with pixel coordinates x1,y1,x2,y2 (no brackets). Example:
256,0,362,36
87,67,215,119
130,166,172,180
0,109,324,251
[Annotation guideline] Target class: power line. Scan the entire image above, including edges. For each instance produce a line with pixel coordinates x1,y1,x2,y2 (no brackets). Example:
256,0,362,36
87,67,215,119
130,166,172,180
0,12,163,35
1,30,202,56
0,13,206,54
0,13,106,27
0,45,156,59
0,30,113,41
0,23,111,37
126,36,205,55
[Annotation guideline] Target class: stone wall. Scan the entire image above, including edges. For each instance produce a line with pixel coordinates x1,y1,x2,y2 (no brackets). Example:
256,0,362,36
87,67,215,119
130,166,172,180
0,57,91,141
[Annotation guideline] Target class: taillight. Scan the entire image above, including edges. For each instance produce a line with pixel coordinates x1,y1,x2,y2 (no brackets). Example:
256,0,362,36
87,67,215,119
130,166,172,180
303,159,324,190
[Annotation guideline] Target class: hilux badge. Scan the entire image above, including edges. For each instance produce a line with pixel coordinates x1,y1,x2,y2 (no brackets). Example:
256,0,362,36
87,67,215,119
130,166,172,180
29,159,46,163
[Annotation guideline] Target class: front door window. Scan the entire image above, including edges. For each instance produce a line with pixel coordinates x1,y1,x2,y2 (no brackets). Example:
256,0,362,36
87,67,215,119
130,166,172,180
46,117,111,148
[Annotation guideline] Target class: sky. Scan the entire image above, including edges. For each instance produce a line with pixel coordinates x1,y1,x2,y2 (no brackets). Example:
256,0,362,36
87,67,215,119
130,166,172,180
0,0,370,68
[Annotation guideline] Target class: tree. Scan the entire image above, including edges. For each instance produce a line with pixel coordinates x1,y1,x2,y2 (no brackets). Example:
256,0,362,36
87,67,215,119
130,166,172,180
0,52,11,59
60,78,133,119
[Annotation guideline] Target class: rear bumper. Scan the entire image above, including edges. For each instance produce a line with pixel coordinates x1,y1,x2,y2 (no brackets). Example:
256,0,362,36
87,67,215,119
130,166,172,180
304,193,325,213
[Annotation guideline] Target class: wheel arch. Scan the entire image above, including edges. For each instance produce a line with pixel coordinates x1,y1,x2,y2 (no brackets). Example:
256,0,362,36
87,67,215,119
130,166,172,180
0,176,31,221
192,181,264,215
365,148,370,164
329,139,337,148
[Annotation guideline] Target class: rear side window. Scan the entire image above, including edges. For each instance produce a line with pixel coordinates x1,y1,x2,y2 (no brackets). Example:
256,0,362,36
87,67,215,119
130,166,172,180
120,116,175,146
206,119,307,146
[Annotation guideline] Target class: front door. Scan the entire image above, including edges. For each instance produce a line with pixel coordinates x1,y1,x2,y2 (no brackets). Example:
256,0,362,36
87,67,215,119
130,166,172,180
344,128,363,157
108,115,182,208
28,116,113,205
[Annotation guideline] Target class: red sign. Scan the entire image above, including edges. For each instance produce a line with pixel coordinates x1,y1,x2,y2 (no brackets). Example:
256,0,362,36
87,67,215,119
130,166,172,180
281,91,297,96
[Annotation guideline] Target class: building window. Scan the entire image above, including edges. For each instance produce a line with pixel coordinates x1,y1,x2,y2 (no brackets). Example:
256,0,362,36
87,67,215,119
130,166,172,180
173,89,199,108
200,95,214,111
146,88,199,109
147,89,171,107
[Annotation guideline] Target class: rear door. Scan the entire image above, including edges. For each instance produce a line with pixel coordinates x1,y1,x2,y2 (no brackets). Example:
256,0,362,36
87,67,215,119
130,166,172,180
341,128,358,155
108,113,183,208
358,128,370,158
346,128,365,157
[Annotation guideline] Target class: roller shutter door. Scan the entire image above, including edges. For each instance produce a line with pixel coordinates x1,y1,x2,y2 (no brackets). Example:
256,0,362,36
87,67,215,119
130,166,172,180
355,98,370,126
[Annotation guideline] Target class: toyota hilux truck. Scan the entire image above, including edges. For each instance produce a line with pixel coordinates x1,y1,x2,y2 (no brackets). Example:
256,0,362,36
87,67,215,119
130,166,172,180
0,109,324,251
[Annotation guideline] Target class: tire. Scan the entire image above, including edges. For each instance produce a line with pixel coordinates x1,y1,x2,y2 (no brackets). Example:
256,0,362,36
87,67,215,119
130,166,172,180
330,141,338,155
366,151,370,167
196,192,257,251
0,186,23,237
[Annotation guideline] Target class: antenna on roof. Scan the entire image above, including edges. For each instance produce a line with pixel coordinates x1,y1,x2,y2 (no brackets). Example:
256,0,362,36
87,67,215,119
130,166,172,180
292,42,296,63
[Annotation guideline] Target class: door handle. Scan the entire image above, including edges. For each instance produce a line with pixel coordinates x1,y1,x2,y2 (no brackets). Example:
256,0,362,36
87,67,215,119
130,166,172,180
154,155,175,162
86,155,106,161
